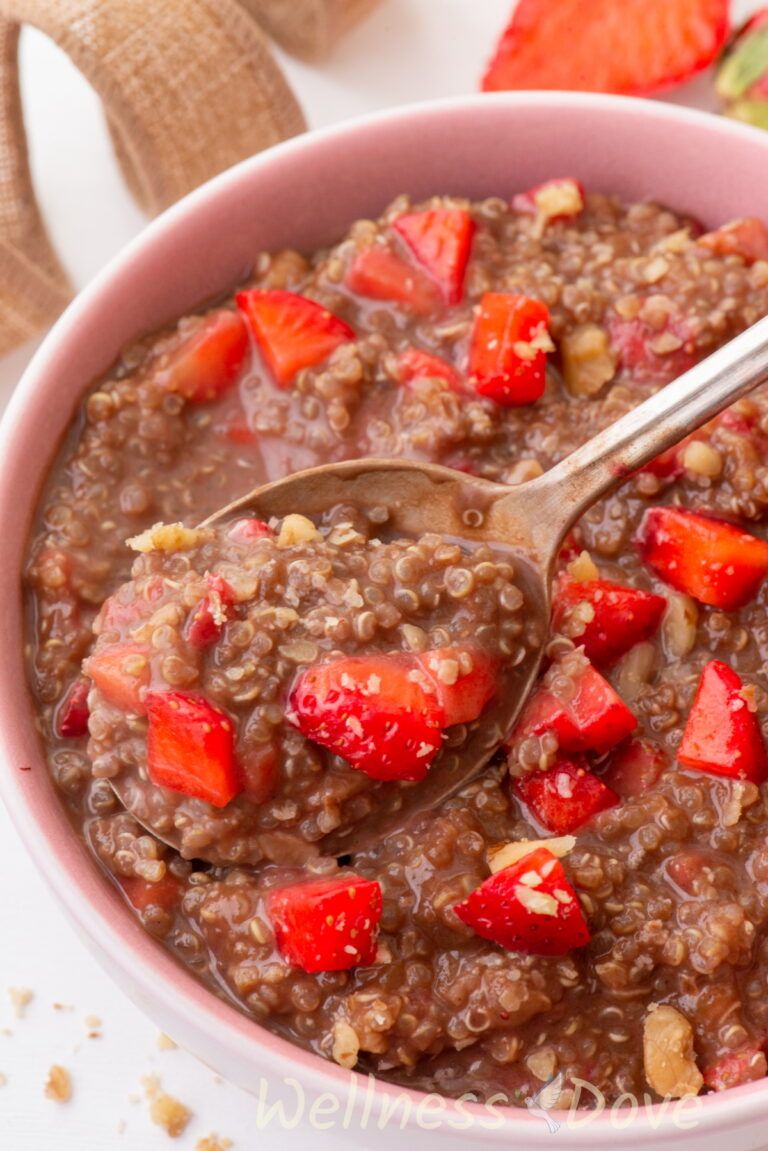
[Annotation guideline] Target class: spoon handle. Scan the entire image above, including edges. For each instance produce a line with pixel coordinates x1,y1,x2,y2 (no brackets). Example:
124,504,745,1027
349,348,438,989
525,313,768,553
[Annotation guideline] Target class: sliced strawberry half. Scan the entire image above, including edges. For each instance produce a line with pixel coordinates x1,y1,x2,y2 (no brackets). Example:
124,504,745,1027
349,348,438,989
287,654,444,782
454,846,590,957
155,310,249,403
146,691,242,807
185,575,236,649
703,1047,767,1092
482,0,730,96
699,218,768,264
515,755,620,834
345,245,442,315
678,660,768,784
638,506,768,610
553,576,666,667
395,347,462,392
511,178,585,224
267,875,382,973
236,289,355,388
512,656,637,755
468,293,551,406
227,517,274,544
56,678,91,738
392,209,476,305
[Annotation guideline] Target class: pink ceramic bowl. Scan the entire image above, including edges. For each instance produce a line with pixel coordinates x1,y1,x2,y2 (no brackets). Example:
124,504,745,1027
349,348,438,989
3,92,768,1150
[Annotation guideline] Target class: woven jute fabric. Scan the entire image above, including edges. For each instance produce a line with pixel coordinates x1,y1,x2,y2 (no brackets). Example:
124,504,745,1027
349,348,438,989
0,0,310,358
241,0,381,60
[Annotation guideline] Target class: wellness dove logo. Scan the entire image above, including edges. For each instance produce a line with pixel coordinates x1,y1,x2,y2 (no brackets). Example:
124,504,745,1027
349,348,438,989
523,1071,566,1134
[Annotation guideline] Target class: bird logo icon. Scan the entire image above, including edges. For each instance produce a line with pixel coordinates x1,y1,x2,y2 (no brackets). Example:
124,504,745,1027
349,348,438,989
523,1070,566,1133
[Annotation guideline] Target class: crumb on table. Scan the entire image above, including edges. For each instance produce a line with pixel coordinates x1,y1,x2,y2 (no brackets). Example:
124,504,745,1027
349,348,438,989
8,987,33,1018
143,1074,192,1138
44,1064,72,1103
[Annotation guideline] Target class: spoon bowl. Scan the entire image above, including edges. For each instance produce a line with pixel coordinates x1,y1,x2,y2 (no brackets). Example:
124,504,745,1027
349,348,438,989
110,313,768,857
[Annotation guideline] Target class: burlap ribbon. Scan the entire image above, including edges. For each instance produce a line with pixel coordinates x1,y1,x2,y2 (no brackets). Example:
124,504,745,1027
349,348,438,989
0,0,378,357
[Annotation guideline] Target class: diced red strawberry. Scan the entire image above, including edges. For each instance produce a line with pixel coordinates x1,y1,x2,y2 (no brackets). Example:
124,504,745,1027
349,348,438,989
56,678,90,738
553,576,666,667
395,347,462,392
515,755,620,834
678,660,768,784
185,575,235,649
267,875,382,973
227,517,274,543
345,245,442,315
392,209,475,305
146,691,241,806
699,218,768,264
216,418,257,445
511,178,585,222
416,646,498,726
602,738,668,797
468,293,551,406
121,873,183,913
156,310,249,402
638,506,768,610
703,1047,767,1092
287,654,443,781
607,315,696,386
640,434,695,480
236,289,355,387
482,0,729,96
240,743,279,804
85,642,150,714
512,657,637,755
454,846,590,956
97,576,166,635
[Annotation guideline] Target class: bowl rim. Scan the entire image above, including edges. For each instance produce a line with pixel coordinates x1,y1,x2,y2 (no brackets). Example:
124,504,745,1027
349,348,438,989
4,90,768,1142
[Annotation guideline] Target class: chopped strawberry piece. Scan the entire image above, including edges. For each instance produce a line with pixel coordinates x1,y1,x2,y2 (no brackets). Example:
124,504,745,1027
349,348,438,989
678,660,768,784
638,506,768,610
602,738,668,797
345,245,442,315
216,419,256,445
146,691,241,806
640,434,696,480
240,743,279,804
607,315,696,386
236,289,355,387
85,642,150,714
121,874,183,913
513,657,637,755
511,178,585,222
416,646,498,727
468,293,551,406
227,517,274,543
482,0,729,96
392,208,475,305
454,846,590,956
395,347,462,392
553,576,666,667
699,218,768,264
703,1047,767,1092
267,875,382,973
515,755,620,834
156,310,249,402
287,654,443,782
56,678,90,738
97,577,166,635
185,575,235,649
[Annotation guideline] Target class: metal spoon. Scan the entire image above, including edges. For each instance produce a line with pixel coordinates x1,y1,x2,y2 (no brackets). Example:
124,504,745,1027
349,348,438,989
112,316,768,861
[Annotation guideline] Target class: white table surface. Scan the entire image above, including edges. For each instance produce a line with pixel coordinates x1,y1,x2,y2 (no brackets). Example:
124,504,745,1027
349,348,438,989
0,1,758,1147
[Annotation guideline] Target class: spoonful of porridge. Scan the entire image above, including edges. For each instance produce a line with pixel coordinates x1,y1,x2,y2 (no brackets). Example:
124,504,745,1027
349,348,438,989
84,316,768,865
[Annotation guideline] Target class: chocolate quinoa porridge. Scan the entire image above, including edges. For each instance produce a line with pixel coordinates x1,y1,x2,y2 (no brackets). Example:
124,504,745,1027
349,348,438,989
23,181,768,1107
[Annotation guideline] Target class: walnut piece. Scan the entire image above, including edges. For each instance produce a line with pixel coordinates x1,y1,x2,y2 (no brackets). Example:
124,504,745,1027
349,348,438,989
127,522,211,554
277,514,321,548
560,323,617,397
643,1004,703,1098
332,1019,360,1069
44,1064,72,1103
488,836,576,874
